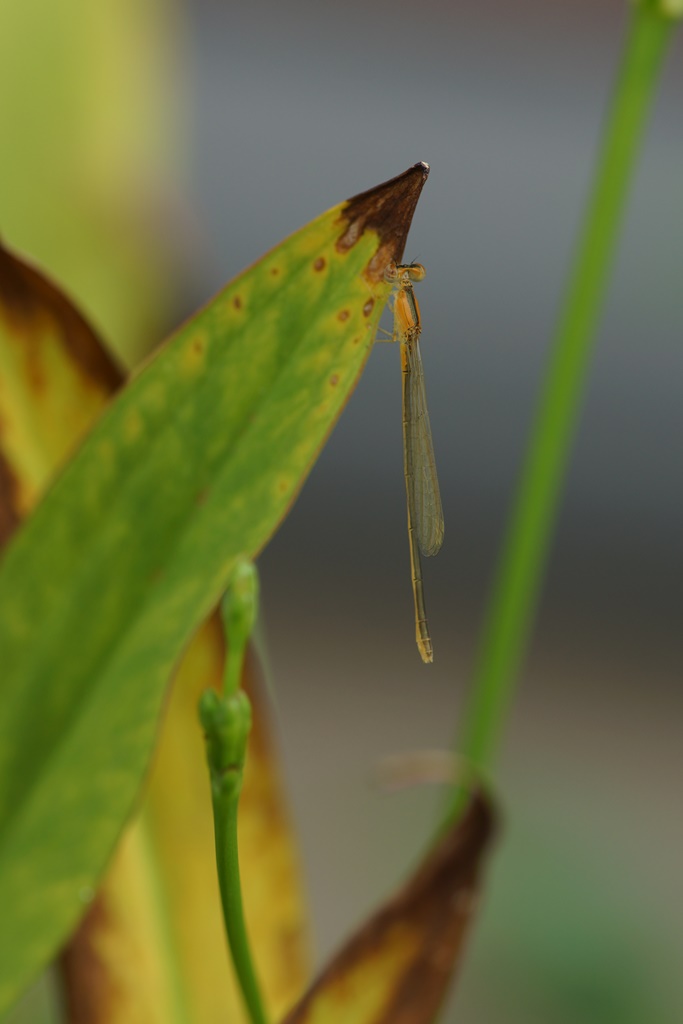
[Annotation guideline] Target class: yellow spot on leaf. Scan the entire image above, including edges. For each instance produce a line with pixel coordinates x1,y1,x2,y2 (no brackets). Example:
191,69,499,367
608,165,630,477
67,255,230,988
181,335,207,377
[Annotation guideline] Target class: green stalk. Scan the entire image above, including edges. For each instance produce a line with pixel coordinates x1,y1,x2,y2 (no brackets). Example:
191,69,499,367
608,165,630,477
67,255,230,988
199,563,268,1024
450,3,676,815
210,780,268,1024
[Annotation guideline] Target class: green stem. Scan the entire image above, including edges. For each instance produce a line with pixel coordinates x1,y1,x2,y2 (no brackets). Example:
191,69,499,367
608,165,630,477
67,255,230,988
211,790,268,1024
449,4,675,815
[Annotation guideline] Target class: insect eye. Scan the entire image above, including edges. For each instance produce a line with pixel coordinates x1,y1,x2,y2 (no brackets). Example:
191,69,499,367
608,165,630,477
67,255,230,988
408,263,426,283
384,262,399,283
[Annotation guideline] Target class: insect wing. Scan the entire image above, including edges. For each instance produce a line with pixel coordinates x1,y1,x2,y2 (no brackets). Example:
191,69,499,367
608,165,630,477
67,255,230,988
405,337,444,556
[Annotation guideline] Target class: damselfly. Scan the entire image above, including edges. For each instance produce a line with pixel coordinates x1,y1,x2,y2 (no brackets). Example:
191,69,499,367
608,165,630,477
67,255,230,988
384,261,444,663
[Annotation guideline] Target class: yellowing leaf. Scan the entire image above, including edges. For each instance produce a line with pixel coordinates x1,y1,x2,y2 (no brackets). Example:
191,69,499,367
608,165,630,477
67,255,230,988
60,824,179,1024
0,162,429,1014
141,623,311,1024
282,793,496,1024
0,242,121,527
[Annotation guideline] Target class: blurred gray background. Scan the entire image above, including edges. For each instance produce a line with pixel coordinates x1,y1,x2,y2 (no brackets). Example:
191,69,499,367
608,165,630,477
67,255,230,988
177,1,683,1021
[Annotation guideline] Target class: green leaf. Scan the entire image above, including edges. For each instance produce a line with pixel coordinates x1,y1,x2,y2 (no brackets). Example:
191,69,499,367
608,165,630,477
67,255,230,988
0,242,310,1023
0,162,429,1014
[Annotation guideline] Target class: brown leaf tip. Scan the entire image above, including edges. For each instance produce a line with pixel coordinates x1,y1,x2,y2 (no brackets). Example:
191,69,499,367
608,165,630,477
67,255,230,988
337,162,430,282
282,788,497,1024
398,788,496,908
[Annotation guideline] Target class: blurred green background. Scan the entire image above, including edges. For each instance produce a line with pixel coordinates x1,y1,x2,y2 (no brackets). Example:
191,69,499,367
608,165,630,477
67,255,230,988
3,0,682,1021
